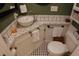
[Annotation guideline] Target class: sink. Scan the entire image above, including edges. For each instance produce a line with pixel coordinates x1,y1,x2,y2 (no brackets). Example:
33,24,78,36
17,16,34,27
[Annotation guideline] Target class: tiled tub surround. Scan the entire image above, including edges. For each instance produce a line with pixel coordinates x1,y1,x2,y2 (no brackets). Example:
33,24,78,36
65,25,79,53
1,15,70,55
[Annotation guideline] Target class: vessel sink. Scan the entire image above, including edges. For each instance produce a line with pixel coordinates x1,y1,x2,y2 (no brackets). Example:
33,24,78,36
17,16,34,27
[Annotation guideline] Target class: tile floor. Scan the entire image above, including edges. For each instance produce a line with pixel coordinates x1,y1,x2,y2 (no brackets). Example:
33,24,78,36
31,41,48,56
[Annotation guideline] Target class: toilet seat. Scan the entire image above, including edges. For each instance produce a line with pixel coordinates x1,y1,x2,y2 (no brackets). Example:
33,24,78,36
47,41,67,55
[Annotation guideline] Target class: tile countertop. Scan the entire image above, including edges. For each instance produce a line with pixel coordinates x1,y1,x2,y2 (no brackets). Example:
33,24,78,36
12,20,70,38
11,21,42,38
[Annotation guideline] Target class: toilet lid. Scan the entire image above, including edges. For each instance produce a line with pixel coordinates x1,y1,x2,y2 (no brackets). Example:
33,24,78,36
47,41,66,54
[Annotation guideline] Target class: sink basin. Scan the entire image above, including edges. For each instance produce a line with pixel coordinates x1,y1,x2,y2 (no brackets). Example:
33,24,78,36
17,16,34,27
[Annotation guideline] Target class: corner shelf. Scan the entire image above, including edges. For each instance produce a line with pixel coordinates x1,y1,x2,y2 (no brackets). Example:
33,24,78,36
73,6,79,12
70,16,79,24
70,3,79,24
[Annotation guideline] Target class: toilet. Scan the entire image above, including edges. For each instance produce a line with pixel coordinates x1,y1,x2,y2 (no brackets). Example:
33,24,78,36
47,41,68,56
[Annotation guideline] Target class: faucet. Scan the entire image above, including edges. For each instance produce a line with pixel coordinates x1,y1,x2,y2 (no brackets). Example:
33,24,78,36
14,12,18,19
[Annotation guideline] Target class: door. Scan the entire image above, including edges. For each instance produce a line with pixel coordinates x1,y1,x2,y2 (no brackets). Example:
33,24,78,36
45,25,54,43
14,36,33,56
14,33,33,56
52,26,64,37
0,34,13,56
32,25,45,50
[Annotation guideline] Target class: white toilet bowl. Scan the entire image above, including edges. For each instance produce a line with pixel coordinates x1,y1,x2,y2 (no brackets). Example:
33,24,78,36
47,41,68,56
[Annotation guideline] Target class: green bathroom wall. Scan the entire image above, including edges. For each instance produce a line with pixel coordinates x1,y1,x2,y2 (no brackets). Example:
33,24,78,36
72,21,79,30
0,3,14,13
76,3,79,7
25,3,73,15
18,3,73,15
0,3,15,33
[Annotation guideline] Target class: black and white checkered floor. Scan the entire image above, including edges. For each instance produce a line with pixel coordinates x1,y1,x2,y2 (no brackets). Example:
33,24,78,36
31,41,48,56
